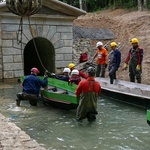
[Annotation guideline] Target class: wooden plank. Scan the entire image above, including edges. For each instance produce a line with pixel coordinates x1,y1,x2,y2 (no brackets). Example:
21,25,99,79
54,90,68,94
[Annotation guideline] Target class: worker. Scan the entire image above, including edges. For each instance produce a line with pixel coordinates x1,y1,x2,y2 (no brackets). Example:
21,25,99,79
51,68,70,82
16,67,48,106
68,63,88,79
75,67,101,122
69,69,81,85
108,42,121,84
91,41,108,77
123,38,143,83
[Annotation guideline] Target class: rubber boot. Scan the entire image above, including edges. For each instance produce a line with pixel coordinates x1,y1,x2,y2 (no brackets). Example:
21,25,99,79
16,99,21,107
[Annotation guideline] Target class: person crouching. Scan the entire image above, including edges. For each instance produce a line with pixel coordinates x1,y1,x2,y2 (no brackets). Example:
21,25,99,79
16,67,48,106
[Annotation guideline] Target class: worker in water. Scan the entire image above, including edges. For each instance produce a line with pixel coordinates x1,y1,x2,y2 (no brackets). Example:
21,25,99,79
90,41,108,77
16,67,48,106
51,68,71,82
123,38,143,83
69,69,81,85
108,42,121,84
68,63,88,79
75,67,101,122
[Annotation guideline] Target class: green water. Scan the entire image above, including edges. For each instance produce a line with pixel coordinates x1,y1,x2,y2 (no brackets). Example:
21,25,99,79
0,82,149,150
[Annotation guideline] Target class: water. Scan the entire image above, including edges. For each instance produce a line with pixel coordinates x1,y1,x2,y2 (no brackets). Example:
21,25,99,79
0,82,149,150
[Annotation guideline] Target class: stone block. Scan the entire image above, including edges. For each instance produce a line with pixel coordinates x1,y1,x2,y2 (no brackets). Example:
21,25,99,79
51,33,60,44
63,40,73,46
47,26,56,40
2,47,21,55
14,70,23,77
64,54,73,60
55,47,72,54
57,26,72,32
42,25,50,37
2,32,17,40
2,24,19,31
2,40,12,47
44,19,73,26
3,71,14,78
4,63,23,71
61,33,73,40
53,40,64,49
12,40,22,50
55,61,70,68
55,54,64,61
14,55,23,62
37,25,43,37
3,56,13,63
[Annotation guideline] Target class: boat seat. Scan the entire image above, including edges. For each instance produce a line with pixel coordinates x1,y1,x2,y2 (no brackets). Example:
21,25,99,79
48,86,57,92
54,90,68,94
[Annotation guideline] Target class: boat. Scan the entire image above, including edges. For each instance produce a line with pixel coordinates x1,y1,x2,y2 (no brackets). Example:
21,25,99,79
96,77,150,109
147,109,150,126
21,76,78,110
76,61,150,109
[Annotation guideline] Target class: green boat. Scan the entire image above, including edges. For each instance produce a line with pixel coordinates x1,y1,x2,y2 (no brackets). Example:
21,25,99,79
21,76,79,109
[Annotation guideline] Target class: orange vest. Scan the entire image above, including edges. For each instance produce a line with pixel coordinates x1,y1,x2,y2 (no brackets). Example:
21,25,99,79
96,48,108,64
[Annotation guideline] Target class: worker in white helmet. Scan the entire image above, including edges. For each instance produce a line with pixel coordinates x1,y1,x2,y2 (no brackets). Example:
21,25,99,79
51,68,71,82
91,41,108,77
69,69,81,85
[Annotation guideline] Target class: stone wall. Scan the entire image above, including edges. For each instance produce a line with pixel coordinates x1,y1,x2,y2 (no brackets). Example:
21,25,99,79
0,14,74,79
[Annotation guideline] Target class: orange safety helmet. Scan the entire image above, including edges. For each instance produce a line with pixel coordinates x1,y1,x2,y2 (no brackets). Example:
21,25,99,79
31,67,40,74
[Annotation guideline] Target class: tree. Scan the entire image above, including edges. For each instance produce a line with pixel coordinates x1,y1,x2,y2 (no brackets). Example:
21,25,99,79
138,0,143,11
143,0,148,10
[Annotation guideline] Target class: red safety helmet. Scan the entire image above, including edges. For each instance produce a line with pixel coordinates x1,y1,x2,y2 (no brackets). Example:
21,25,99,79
31,67,40,74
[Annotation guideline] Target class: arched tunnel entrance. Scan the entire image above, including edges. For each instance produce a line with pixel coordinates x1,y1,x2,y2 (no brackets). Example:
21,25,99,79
24,37,55,76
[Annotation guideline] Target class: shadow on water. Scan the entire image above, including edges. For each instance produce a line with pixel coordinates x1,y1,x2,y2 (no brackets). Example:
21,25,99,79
0,82,150,150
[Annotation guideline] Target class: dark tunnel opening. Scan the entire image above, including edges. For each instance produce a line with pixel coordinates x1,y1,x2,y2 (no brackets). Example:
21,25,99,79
24,37,55,76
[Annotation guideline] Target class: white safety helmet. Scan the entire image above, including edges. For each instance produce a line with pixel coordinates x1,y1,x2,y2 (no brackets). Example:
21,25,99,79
71,69,79,76
96,41,103,48
63,68,71,73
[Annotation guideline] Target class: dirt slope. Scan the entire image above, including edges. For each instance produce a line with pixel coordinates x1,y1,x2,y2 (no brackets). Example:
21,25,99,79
74,9,150,85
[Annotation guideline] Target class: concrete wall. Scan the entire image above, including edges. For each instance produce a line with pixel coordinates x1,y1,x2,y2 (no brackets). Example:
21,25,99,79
0,14,74,79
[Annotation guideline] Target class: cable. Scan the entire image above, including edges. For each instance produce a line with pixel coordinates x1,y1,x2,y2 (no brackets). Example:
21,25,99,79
28,16,48,72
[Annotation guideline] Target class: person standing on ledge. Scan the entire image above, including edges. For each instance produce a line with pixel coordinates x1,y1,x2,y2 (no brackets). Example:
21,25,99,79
108,42,121,84
90,41,108,77
16,67,48,106
75,67,101,122
123,38,143,83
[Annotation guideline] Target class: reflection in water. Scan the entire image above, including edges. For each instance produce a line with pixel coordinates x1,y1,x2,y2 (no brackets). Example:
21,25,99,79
0,82,149,150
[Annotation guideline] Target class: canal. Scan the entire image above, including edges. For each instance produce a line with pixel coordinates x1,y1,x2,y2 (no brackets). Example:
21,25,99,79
0,82,149,150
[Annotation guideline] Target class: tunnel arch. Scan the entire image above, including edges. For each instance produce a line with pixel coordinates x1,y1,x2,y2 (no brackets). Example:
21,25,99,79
24,37,55,76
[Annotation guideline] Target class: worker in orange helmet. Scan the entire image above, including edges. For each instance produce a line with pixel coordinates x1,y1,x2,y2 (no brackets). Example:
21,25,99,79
68,63,88,79
16,67,48,106
123,38,143,83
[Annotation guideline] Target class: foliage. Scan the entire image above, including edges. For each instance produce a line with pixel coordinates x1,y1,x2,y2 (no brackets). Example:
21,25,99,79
59,0,149,12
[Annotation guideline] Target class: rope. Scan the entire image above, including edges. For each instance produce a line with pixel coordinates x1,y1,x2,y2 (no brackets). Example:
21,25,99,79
27,16,48,72
16,17,23,60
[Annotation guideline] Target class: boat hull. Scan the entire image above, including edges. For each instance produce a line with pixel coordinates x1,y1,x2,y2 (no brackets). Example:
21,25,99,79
41,89,78,110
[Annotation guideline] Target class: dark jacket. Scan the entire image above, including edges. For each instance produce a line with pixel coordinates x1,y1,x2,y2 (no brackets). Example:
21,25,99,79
54,75,70,82
109,49,121,69
23,74,48,96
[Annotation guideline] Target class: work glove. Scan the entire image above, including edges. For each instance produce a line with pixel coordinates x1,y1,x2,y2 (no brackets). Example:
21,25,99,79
44,74,48,78
136,65,141,71
123,63,128,70
51,73,55,76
